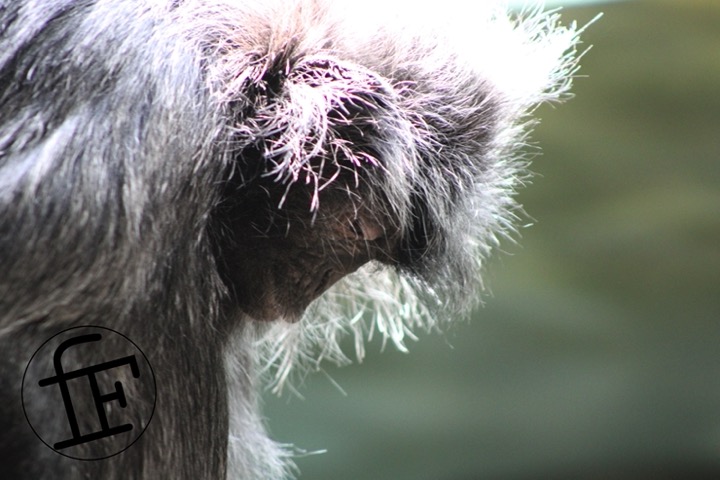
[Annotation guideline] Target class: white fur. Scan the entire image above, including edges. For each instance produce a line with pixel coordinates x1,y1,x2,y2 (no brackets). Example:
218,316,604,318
245,1,582,390
215,1,584,478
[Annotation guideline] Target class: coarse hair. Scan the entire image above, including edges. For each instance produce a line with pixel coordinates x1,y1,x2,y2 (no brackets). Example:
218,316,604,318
242,1,584,392
0,1,584,478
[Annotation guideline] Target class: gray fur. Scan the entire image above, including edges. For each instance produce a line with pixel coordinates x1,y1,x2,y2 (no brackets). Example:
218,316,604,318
0,1,581,478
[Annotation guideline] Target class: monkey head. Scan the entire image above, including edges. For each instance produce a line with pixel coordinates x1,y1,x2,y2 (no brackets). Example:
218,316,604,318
199,2,584,387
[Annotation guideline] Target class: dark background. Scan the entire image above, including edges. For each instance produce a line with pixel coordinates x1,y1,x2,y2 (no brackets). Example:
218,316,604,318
264,1,720,478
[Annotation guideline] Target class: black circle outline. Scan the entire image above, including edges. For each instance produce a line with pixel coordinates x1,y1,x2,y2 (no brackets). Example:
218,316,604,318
21,325,157,461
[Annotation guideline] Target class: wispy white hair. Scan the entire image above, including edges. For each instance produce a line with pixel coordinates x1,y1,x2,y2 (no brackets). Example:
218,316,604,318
196,0,585,477
228,0,585,393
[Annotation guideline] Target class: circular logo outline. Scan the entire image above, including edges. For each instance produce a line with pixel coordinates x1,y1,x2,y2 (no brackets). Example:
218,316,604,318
21,325,157,461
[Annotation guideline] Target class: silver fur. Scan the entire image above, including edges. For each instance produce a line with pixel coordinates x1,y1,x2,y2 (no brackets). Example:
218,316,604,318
0,1,582,478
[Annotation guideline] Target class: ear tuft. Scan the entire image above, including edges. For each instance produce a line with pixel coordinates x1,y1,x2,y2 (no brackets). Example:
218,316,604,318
234,55,401,210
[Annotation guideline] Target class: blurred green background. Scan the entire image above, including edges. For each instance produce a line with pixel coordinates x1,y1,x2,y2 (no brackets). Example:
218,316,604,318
264,1,720,478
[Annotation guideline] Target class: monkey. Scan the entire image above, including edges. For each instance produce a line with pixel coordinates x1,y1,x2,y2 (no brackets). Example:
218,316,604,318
0,1,582,478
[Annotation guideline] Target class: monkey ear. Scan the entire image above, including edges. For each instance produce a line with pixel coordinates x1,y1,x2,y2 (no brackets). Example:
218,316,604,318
238,55,397,210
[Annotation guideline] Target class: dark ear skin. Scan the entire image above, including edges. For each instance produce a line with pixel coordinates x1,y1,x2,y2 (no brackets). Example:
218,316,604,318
212,161,400,322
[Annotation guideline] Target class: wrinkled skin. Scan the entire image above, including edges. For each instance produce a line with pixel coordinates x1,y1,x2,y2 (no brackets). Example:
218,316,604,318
215,174,401,322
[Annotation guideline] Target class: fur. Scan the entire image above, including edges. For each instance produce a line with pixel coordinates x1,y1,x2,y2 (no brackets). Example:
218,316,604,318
0,1,582,478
